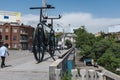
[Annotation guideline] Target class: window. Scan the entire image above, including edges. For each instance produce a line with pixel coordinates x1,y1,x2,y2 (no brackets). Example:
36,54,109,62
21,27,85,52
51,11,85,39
13,43,17,48
13,36,17,40
0,35,2,40
0,28,2,32
5,35,8,40
5,28,9,32
13,28,17,33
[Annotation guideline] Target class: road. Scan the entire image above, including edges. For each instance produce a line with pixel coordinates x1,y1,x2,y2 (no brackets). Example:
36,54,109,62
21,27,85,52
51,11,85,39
0,50,66,80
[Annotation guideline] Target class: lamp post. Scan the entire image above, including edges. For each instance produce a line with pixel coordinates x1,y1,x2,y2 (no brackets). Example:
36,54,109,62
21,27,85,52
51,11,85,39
68,24,74,47
57,24,65,49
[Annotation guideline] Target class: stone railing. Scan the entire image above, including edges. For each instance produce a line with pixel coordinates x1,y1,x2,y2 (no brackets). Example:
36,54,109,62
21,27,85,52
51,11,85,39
49,47,75,80
49,47,120,80
50,67,120,80
71,69,106,80
71,68,120,80
102,69,120,80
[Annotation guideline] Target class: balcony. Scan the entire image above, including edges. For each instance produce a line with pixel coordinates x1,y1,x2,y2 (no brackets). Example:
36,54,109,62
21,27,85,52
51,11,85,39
20,30,28,35
20,39,28,43
20,32,28,35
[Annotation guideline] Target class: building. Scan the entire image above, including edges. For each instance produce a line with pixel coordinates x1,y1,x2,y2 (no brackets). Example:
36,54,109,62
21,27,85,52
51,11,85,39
94,25,120,43
0,23,34,50
0,11,34,49
95,32,102,37
0,11,21,23
57,33,76,48
66,33,75,42
108,25,120,33
108,25,120,41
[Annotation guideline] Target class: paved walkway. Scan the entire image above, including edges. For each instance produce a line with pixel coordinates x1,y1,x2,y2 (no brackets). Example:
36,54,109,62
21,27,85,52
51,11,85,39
0,50,66,80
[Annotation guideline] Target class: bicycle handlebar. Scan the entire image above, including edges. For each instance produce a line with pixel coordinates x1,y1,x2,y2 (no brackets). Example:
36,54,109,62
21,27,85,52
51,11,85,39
30,7,55,10
30,5,55,10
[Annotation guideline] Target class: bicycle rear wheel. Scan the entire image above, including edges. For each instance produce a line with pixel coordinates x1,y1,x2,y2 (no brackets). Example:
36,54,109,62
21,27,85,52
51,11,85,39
32,27,45,63
48,30,55,61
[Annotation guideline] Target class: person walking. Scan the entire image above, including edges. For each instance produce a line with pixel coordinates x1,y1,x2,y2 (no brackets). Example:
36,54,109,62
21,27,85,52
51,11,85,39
0,43,9,68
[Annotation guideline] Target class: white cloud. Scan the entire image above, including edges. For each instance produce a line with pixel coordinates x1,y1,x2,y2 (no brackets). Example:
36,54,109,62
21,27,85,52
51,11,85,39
21,12,120,33
21,14,39,27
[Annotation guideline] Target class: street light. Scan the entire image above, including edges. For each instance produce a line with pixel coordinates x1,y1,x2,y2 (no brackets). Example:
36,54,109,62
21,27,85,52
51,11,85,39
57,24,65,49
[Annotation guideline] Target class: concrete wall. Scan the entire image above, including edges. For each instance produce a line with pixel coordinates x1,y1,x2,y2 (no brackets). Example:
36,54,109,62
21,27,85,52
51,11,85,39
49,48,75,80
49,47,120,80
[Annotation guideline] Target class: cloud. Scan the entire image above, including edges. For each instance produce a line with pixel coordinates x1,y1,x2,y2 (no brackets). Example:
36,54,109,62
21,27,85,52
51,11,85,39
21,14,39,27
21,12,120,33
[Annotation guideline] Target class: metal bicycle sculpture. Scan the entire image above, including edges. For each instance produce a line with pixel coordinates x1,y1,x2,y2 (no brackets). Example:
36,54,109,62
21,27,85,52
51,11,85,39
30,4,61,63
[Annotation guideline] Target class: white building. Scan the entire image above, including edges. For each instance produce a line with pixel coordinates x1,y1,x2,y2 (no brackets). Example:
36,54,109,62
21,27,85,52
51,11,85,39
58,33,76,48
108,25,120,33
0,11,21,24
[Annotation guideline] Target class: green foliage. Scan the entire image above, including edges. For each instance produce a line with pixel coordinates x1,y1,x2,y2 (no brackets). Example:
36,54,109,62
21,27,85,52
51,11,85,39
61,72,71,80
94,40,120,74
74,26,120,75
92,39,113,59
74,26,87,47
80,45,92,56
65,39,72,48
74,26,95,49
109,43,120,58
97,51,120,73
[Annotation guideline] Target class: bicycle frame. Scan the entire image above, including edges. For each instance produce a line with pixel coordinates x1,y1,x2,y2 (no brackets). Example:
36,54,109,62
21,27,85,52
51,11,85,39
30,4,61,62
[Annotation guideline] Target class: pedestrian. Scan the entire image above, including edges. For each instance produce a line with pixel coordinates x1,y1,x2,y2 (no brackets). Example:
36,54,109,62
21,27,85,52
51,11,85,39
0,43,9,68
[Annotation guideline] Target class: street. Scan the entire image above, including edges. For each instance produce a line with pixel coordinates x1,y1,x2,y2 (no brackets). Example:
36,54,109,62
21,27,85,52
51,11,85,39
0,50,64,80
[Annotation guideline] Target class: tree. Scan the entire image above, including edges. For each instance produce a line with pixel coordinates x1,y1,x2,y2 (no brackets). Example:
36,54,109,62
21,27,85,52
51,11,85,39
55,32,63,45
74,26,87,48
109,42,120,58
74,26,96,58
97,50,120,74
80,45,92,56
74,26,95,49
65,39,72,48
92,39,113,59
74,25,120,75
95,40,120,74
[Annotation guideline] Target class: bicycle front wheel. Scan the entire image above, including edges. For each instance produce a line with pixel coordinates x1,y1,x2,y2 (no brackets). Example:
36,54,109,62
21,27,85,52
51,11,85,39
32,27,45,63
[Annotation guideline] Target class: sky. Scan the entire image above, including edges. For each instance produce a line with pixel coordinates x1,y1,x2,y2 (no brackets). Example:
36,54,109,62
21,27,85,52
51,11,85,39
0,0,120,33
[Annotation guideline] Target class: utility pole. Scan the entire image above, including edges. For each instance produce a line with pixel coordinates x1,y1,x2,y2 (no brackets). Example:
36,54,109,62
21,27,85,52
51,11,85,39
42,0,47,16
42,0,47,30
